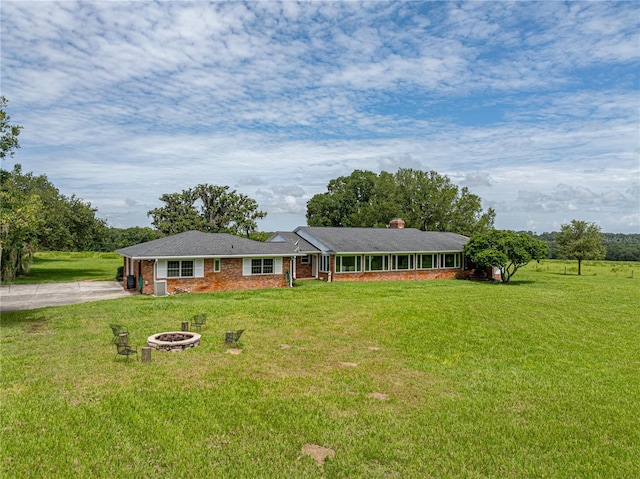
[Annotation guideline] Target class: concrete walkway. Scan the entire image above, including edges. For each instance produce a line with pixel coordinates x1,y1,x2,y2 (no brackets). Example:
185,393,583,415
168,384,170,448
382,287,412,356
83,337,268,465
0,281,138,312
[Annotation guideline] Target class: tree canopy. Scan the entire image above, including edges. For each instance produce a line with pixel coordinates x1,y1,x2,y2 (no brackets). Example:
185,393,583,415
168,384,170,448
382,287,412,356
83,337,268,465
98,227,160,251
556,220,606,275
306,168,495,236
0,99,28,282
464,230,547,283
0,170,42,282
148,184,267,237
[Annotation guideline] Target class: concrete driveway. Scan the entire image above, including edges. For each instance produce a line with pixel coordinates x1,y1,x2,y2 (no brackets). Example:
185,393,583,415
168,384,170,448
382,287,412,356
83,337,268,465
0,281,138,312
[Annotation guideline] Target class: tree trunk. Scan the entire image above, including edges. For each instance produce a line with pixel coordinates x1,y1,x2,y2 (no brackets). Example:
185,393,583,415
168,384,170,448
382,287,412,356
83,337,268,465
578,259,582,276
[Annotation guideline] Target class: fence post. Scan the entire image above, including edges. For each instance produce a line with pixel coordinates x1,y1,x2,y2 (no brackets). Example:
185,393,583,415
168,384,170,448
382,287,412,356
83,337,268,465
142,347,152,363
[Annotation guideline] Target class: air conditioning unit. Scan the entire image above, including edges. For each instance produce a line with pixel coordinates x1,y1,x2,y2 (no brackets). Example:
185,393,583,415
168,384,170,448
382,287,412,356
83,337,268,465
154,281,167,297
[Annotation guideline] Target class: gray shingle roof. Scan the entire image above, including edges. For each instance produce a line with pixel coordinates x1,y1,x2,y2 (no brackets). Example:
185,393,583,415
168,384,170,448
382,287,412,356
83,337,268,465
267,232,320,254
115,230,300,259
116,228,469,259
294,227,468,253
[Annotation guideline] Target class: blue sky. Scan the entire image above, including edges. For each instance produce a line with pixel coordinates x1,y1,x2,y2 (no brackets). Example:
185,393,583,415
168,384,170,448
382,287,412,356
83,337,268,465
1,1,638,233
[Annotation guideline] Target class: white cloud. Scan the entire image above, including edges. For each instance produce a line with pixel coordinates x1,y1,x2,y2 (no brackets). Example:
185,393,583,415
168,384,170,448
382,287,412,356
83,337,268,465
1,0,638,233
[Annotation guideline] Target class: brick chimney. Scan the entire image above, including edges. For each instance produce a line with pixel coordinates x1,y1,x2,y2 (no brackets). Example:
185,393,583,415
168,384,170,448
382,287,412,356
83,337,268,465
389,218,405,229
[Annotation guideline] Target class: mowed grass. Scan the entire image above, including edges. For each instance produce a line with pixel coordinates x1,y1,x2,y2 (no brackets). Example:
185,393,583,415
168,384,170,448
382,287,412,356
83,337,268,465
1,261,638,478
10,251,122,284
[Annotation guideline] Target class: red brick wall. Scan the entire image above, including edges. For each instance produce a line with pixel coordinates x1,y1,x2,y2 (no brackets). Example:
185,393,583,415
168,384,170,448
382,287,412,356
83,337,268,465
140,260,155,294
129,257,292,295
331,268,459,282
122,254,461,295
295,256,314,279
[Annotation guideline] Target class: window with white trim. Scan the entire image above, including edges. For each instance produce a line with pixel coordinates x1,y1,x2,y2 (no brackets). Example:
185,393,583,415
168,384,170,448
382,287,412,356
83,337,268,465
320,254,331,272
441,253,460,268
242,257,282,276
336,255,361,273
252,258,274,274
300,255,310,264
418,254,437,269
167,260,194,277
392,254,414,270
365,255,389,272
213,259,221,272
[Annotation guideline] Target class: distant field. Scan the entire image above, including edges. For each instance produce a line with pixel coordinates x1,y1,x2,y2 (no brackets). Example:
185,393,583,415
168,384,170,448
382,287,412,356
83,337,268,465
1,259,638,477
10,251,123,283
528,259,638,279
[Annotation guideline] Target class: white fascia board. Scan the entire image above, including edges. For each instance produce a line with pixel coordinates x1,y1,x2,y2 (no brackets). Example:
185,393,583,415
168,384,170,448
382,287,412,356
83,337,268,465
126,252,457,260
229,252,305,257
337,250,462,255
128,253,300,261
124,255,218,261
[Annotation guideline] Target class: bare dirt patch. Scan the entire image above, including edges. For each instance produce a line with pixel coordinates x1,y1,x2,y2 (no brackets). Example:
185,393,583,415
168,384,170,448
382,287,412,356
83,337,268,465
339,362,358,368
226,348,242,355
368,346,381,351
280,344,291,349
301,444,335,467
25,322,52,335
368,392,389,401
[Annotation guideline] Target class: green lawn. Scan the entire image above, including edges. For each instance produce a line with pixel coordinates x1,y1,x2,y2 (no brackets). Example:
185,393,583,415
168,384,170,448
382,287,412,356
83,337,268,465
1,261,638,478
10,251,122,284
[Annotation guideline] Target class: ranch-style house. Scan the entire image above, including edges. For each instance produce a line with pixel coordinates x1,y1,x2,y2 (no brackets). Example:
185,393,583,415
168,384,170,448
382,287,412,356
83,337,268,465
115,219,480,296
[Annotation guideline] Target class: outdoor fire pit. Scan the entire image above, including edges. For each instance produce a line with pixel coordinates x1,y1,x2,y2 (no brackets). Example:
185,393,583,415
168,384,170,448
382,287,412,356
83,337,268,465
147,331,201,352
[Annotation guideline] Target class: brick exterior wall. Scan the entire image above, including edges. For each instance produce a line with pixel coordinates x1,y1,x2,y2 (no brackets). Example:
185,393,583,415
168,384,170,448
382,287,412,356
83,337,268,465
140,260,155,294
330,268,459,282
125,257,292,295
121,252,463,295
295,256,314,279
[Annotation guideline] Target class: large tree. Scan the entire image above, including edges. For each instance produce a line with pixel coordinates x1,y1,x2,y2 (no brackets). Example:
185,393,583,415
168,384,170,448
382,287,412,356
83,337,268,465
148,184,266,237
0,168,43,281
306,168,495,235
556,220,606,275
2,165,106,251
306,170,382,227
464,230,547,283
0,99,29,282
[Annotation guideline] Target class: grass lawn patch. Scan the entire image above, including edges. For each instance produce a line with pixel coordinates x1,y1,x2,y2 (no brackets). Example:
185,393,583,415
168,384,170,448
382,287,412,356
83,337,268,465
1,261,638,477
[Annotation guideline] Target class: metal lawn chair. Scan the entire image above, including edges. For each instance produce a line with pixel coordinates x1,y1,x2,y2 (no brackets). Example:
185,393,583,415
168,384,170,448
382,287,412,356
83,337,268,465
115,342,138,361
192,314,207,332
225,329,244,345
109,323,128,343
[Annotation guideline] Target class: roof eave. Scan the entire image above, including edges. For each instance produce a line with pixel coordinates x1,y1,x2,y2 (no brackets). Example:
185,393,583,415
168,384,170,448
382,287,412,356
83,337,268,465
117,253,303,260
